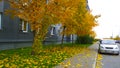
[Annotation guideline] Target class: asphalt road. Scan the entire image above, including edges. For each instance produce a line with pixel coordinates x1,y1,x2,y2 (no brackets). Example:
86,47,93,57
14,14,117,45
101,43,120,68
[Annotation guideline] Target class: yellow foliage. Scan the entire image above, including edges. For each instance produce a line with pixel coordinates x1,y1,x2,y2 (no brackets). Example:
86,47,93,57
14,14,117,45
6,0,99,54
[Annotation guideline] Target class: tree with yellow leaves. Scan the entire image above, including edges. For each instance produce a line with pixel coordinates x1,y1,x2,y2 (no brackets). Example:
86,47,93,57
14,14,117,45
5,0,99,55
73,0,99,37
58,0,99,43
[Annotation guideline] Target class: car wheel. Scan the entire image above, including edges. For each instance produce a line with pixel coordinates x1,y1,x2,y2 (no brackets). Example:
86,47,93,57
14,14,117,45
115,51,119,55
116,52,119,55
98,49,101,54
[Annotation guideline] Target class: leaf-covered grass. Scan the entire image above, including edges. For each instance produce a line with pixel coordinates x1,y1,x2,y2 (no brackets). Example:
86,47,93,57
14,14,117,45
96,54,103,68
0,44,91,68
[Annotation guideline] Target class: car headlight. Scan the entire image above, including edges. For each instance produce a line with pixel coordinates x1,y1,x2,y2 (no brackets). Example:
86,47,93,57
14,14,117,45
100,46,104,49
115,47,118,49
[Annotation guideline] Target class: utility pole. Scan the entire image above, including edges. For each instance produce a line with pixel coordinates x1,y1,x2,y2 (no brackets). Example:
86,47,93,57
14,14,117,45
112,32,113,39
111,31,113,39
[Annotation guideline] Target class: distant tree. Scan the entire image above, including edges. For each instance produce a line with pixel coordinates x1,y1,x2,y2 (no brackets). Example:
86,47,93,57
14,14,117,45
60,0,99,36
114,35,120,40
60,0,99,44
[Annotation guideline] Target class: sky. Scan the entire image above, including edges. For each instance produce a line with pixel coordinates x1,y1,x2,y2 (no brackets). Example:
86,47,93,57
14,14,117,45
88,0,120,39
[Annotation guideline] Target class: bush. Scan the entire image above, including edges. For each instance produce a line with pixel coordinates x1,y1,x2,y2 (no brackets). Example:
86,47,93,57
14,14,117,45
76,35,94,44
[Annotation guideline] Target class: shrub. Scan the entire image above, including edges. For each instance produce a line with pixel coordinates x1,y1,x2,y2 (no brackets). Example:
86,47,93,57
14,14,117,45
76,35,94,44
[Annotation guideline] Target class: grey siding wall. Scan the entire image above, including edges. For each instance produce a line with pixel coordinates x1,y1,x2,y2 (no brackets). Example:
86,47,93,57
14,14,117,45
0,1,33,50
0,1,4,12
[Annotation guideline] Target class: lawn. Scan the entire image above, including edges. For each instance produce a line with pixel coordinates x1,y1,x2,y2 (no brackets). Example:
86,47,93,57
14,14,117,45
0,44,91,68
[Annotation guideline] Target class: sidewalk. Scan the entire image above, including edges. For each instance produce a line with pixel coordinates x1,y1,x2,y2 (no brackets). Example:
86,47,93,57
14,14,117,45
54,43,98,68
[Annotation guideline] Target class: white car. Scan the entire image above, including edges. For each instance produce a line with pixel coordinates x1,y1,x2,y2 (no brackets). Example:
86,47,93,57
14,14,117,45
98,39,119,55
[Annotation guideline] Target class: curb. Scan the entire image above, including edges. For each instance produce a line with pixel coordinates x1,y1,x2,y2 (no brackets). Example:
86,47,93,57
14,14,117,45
93,51,98,68
92,43,98,68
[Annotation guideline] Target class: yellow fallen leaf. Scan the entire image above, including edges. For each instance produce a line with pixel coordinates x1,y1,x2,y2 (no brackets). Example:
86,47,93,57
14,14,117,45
5,63,9,67
33,66,38,68
0,64,3,68
0,60,4,64
76,64,82,67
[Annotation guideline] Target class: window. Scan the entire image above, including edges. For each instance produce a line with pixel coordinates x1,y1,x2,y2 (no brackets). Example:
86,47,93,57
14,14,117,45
21,20,28,32
0,13,1,30
50,27,55,35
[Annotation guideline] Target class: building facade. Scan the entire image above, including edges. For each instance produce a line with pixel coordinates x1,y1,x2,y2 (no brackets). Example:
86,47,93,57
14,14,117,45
0,0,89,50
0,1,34,50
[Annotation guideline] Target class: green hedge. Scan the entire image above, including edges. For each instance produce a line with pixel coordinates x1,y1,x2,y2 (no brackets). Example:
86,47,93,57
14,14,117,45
76,35,94,44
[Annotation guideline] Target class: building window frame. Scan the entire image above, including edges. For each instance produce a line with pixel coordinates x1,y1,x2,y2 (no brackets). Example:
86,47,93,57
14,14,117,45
50,27,56,35
50,25,56,35
0,13,1,30
21,20,29,32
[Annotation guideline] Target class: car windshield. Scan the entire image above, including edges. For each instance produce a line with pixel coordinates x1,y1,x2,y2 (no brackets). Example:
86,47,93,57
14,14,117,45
101,40,116,44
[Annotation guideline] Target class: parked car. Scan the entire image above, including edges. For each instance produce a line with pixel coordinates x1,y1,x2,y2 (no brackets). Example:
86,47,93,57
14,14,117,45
98,39,119,55
115,40,120,44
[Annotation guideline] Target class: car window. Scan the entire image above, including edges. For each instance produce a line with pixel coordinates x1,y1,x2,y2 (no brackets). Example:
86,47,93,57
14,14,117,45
101,40,116,44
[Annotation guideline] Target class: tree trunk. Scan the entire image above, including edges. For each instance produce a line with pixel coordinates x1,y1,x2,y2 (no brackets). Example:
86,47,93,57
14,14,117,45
31,31,43,55
72,34,74,45
61,26,66,47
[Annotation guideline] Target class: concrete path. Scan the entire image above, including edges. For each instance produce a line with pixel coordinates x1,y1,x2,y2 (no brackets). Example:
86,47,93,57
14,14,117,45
54,42,98,68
